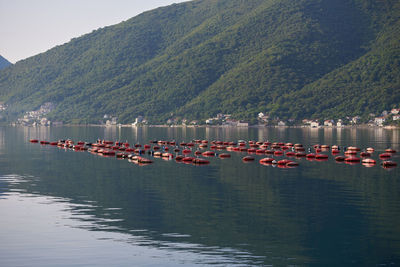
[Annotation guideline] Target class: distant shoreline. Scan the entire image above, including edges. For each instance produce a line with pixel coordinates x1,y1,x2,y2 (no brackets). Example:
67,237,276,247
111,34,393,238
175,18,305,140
10,123,399,129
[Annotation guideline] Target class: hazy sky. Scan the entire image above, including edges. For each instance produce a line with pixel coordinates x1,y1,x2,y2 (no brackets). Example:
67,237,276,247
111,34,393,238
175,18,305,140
0,0,189,63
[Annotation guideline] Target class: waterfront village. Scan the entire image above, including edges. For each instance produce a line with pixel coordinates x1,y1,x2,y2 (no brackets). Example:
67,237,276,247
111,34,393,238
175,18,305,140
4,102,400,128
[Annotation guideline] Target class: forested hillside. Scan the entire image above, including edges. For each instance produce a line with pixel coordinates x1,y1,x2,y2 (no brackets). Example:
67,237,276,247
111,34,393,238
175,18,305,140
0,0,398,124
0,55,11,70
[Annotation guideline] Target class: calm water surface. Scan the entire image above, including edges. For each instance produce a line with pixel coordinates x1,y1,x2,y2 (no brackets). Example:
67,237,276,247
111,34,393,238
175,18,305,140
0,126,399,266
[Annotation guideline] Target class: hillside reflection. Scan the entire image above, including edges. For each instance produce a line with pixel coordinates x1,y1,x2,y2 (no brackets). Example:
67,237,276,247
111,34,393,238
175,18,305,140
0,126,399,266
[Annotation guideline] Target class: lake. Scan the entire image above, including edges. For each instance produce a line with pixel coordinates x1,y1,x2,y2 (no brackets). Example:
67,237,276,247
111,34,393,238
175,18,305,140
0,125,399,266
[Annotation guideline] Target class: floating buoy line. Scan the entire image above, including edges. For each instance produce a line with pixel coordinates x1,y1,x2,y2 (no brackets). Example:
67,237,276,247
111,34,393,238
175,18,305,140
29,138,397,169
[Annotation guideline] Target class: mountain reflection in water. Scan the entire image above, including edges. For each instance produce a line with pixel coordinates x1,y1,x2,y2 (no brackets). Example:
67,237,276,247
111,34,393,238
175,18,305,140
0,126,399,266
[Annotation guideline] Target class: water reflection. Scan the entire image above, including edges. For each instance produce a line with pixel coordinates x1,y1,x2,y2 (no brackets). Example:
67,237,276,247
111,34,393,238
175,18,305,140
0,188,263,266
1,126,400,266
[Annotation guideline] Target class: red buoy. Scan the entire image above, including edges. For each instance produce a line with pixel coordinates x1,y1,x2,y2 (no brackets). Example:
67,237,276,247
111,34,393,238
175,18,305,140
242,156,255,162
331,149,340,155
379,153,392,159
202,151,215,157
175,155,184,161
382,161,397,168
360,152,371,157
259,157,275,164
362,158,376,164
192,158,210,165
335,156,346,161
286,161,299,167
344,157,360,163
277,159,291,166
182,157,195,162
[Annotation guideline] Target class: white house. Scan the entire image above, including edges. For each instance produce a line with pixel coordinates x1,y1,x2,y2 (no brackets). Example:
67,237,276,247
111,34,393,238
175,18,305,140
375,117,386,126
310,121,319,128
351,116,361,124
40,118,50,126
393,115,400,121
237,122,249,127
391,108,400,115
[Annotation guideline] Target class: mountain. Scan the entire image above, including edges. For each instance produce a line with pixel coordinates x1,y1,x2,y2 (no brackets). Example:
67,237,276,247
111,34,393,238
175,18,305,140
0,0,399,124
0,55,11,70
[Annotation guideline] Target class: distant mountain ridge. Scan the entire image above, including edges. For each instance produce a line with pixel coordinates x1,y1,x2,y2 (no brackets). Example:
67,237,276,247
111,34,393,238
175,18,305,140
0,55,11,70
0,0,399,124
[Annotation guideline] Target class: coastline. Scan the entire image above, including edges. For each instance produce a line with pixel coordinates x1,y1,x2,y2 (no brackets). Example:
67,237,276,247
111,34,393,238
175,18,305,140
10,123,399,129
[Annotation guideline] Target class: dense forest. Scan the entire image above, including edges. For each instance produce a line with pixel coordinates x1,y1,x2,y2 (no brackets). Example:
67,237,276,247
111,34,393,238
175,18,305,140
0,55,11,70
0,0,399,124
